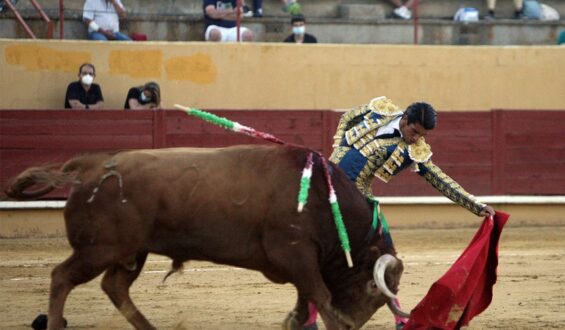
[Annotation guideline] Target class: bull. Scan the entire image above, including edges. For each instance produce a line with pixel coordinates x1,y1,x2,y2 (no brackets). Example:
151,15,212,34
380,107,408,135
5,144,407,330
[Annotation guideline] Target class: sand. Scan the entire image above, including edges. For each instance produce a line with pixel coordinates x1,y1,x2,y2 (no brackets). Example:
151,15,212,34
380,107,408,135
1,225,564,329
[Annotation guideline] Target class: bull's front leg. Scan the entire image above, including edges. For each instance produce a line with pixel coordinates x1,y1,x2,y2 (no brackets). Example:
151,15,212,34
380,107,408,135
316,301,355,330
283,296,311,329
292,282,354,330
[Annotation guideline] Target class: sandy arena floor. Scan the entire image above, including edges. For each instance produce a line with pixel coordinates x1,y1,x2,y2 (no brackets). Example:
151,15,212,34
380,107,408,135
1,225,564,329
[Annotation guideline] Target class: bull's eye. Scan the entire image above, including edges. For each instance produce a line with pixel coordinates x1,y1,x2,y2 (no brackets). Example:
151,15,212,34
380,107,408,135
366,280,380,295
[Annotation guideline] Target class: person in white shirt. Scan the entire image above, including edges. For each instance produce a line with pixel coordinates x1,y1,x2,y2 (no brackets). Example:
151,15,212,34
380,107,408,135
83,0,131,41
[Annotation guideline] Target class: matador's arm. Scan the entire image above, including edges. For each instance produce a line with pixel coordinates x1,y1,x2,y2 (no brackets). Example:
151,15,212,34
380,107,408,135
332,104,369,147
417,160,486,216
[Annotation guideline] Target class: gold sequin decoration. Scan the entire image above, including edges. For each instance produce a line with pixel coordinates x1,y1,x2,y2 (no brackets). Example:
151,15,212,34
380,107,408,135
421,161,485,215
368,97,404,116
408,137,433,163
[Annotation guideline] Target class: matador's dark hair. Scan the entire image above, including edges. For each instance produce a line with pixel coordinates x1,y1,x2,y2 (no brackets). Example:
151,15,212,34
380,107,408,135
404,102,437,130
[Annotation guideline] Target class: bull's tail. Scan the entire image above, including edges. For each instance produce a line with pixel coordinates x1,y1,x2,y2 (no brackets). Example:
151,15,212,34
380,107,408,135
4,165,73,200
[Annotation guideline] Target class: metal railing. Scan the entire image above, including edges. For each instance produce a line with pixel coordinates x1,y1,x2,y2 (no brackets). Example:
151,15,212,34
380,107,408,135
59,0,64,39
3,0,54,39
413,0,420,44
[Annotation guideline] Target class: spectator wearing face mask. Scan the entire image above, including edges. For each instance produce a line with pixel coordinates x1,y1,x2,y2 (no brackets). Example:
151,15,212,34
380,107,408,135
65,63,104,109
283,14,317,44
124,82,162,109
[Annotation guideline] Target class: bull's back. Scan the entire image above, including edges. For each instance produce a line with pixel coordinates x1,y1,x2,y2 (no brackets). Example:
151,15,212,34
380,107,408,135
118,145,304,206
66,145,314,266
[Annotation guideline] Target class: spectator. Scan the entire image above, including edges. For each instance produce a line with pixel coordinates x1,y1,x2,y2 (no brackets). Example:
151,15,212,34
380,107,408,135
558,30,565,45
83,0,131,41
0,0,18,13
124,82,162,110
64,63,104,110
389,0,419,20
243,0,300,18
485,0,524,20
203,0,254,42
242,0,263,18
284,14,317,44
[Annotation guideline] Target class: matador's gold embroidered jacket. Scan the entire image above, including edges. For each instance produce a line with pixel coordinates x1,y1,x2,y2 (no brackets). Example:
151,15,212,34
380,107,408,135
329,96,486,216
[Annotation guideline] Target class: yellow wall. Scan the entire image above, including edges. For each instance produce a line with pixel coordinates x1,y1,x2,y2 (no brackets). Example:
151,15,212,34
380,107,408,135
1,39,564,111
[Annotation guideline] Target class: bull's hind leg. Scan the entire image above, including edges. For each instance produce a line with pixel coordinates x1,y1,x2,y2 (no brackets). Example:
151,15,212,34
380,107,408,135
101,252,155,330
48,248,116,330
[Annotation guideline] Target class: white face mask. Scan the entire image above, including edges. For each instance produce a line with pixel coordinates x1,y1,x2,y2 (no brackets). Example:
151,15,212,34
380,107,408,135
81,74,94,86
293,26,305,35
140,92,151,102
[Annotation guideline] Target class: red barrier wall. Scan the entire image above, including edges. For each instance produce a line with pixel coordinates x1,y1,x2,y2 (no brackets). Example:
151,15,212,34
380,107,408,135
1,109,564,199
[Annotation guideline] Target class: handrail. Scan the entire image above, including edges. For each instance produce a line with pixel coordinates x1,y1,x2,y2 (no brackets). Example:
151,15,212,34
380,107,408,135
59,0,64,39
30,0,53,38
236,0,242,42
413,0,420,45
4,0,36,38
4,0,54,39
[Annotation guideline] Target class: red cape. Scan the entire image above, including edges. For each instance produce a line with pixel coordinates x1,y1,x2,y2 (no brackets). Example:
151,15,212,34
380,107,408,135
404,212,510,330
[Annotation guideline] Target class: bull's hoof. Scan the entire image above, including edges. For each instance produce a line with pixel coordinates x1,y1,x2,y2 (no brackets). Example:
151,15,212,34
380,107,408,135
282,314,318,330
282,311,299,330
31,314,68,329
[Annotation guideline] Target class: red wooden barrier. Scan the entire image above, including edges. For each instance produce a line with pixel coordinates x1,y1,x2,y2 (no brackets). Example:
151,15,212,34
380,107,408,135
1,109,564,199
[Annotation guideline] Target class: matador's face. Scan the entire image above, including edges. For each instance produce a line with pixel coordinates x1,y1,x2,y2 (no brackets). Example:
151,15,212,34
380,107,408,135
399,117,429,145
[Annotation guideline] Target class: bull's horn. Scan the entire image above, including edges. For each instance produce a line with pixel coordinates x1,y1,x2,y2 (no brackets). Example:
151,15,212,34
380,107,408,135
387,298,411,319
373,254,398,299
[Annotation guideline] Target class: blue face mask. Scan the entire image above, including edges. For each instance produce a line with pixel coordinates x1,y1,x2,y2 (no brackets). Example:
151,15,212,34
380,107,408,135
292,26,305,35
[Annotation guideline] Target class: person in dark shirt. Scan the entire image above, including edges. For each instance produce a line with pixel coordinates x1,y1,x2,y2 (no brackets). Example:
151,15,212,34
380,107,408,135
283,14,317,44
124,82,161,109
203,0,254,42
64,63,104,109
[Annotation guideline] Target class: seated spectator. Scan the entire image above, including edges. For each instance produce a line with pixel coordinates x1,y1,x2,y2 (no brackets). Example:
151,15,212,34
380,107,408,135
0,0,18,13
389,0,419,20
485,0,524,20
203,0,254,42
64,63,104,110
242,0,263,18
242,0,300,18
558,30,565,45
124,82,161,110
83,0,131,41
284,15,317,44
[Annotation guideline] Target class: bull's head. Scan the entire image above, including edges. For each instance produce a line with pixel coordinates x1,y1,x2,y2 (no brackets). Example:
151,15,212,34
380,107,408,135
326,248,409,329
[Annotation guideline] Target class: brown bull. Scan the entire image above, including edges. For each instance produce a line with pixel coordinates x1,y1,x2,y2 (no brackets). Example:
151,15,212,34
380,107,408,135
5,144,405,330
